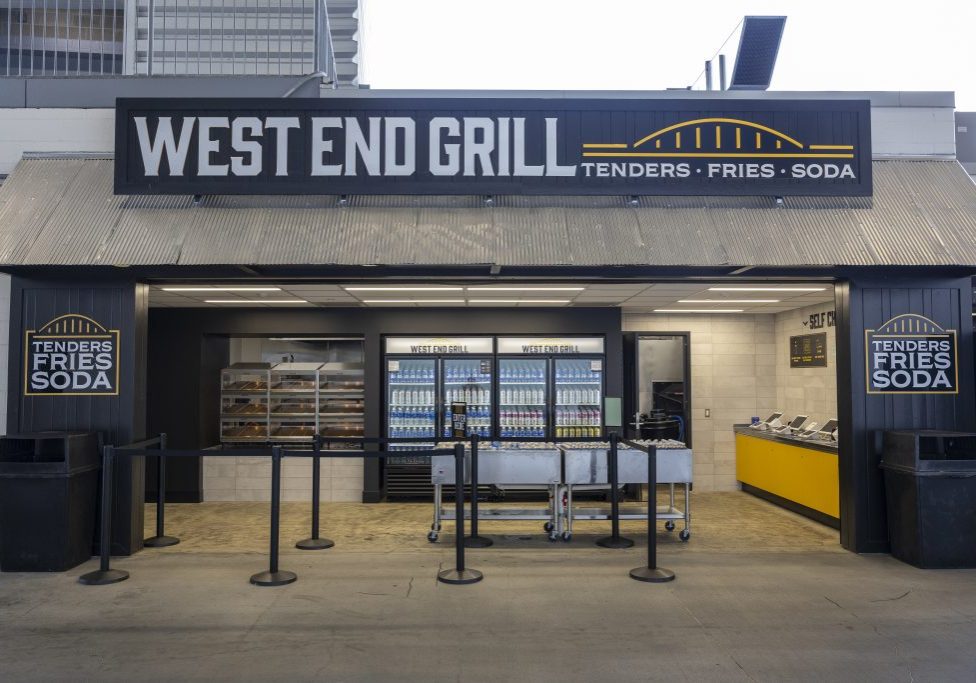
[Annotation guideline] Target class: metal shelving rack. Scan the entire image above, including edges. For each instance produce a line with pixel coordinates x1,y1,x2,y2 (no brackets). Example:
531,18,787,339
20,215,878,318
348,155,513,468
220,361,365,446
318,362,365,446
220,363,272,443
269,363,321,442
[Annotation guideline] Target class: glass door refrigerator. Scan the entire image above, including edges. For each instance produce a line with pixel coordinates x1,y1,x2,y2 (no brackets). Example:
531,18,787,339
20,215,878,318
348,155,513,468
386,357,437,445
442,358,493,438
554,357,604,439
497,337,606,441
383,337,495,500
498,358,548,439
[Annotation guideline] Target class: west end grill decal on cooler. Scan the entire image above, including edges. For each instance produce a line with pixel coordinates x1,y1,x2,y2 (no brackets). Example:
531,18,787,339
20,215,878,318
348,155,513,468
24,314,121,396
865,314,958,394
114,97,872,196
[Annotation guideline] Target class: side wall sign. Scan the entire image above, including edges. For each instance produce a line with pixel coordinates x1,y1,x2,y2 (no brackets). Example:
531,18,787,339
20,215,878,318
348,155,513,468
790,332,827,368
115,97,872,197
866,314,957,394
24,314,120,396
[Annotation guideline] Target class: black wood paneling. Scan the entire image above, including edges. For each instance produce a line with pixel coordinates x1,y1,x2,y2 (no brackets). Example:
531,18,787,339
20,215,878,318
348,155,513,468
836,276,975,552
7,277,149,555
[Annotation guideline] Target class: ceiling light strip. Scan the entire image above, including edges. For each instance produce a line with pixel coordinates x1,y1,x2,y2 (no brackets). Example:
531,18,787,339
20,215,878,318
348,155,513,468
162,286,282,292
466,286,585,292
361,299,466,304
707,286,827,292
205,299,309,304
654,309,744,313
678,299,780,303
343,286,464,292
469,299,571,304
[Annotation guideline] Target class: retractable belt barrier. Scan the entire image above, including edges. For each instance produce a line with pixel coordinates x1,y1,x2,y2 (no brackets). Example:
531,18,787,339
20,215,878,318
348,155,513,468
79,434,674,588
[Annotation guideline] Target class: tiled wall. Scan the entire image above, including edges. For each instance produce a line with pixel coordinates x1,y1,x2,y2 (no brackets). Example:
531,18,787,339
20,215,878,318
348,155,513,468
622,314,778,492
623,306,839,492
203,455,364,502
774,304,838,424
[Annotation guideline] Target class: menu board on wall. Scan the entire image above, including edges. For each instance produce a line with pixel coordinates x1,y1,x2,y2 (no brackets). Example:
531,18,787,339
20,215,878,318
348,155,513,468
790,333,827,368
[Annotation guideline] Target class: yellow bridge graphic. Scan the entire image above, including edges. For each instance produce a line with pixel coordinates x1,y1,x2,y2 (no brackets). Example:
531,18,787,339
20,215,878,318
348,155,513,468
582,117,855,159
873,314,948,336
34,314,111,337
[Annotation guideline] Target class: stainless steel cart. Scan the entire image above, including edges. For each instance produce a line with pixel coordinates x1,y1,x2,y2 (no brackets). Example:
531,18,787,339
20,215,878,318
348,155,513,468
559,443,693,541
428,447,563,542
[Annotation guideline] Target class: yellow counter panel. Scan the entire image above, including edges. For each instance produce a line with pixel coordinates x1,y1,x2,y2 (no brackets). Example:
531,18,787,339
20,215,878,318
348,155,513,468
735,430,839,522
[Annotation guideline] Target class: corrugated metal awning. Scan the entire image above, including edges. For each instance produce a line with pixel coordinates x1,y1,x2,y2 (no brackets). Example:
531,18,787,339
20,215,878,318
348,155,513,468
0,158,975,268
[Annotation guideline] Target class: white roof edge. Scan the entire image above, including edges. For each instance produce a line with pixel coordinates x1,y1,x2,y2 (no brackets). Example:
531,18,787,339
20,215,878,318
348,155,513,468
320,89,955,108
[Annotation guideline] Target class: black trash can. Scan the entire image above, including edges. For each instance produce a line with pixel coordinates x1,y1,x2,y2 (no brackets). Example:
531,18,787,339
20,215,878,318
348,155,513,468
881,430,976,569
0,432,101,572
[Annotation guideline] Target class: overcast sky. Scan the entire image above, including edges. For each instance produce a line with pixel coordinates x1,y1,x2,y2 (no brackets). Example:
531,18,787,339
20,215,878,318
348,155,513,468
362,0,976,110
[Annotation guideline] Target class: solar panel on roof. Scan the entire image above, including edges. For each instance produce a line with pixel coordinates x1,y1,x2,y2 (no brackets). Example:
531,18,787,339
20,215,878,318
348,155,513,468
729,16,787,91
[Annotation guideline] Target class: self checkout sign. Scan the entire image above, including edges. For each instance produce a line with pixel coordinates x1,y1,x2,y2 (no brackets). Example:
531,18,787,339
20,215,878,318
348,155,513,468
866,314,957,394
25,314,120,395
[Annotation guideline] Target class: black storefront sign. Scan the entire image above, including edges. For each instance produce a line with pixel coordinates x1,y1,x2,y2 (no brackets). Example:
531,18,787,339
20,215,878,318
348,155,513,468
115,97,872,196
866,314,958,394
790,332,827,368
24,314,120,396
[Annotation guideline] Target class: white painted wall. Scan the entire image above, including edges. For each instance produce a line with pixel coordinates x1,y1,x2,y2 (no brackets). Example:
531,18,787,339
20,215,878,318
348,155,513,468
623,307,842,493
0,99,957,176
0,274,9,435
622,313,779,492
872,106,956,157
0,109,114,175
774,304,838,423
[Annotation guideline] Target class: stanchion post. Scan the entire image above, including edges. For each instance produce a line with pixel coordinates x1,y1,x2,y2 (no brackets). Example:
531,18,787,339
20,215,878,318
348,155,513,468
297,435,335,550
251,446,297,586
630,445,675,583
79,446,129,585
438,442,483,584
597,432,634,548
465,433,492,548
144,433,179,548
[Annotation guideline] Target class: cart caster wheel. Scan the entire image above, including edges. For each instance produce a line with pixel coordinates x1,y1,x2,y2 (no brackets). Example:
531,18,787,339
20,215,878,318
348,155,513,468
679,529,691,542
427,531,439,543
548,533,559,543
561,532,572,543
665,521,676,532
543,522,553,533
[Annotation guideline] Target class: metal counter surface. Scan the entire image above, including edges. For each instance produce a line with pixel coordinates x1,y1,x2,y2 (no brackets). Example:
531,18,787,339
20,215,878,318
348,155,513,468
560,446,693,485
431,449,561,486
733,425,838,454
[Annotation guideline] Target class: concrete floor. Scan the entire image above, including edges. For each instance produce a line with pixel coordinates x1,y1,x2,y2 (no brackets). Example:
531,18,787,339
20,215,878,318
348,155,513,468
1,492,975,682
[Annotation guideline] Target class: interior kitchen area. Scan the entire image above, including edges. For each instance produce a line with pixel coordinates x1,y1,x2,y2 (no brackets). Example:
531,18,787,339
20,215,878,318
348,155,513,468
145,278,842,549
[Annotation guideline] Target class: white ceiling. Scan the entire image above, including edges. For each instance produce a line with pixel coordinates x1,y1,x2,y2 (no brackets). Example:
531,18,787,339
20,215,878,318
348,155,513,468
150,282,834,314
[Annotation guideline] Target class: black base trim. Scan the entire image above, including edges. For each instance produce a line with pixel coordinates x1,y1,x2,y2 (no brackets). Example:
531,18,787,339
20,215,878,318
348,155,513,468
146,492,202,504
740,483,840,530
